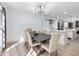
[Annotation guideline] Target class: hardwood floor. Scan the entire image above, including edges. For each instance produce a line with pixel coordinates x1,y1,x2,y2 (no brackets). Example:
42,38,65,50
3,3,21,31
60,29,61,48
1,41,30,56
57,39,79,56
27,38,79,56
1,39,79,56
39,39,79,56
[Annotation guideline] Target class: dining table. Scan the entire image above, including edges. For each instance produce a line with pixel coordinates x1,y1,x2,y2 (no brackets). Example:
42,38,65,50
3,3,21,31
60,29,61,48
30,31,51,42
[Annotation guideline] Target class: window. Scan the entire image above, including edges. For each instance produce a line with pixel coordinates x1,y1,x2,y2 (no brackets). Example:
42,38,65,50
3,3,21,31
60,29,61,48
68,22,73,29
0,5,6,48
58,21,64,30
76,21,79,28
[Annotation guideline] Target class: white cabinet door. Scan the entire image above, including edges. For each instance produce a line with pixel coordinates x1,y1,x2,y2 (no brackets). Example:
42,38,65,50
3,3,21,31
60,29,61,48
67,30,76,40
59,31,68,45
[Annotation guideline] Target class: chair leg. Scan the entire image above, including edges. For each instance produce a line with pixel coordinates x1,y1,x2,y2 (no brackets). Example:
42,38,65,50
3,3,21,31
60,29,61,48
49,50,58,56
32,45,41,56
37,45,45,56
49,53,52,56
56,50,57,56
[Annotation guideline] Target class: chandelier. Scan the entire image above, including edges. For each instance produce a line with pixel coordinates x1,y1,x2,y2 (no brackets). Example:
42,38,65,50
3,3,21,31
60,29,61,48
33,3,49,17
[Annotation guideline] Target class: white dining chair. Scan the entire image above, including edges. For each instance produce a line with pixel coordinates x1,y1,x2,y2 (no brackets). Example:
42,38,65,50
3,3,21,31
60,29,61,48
41,32,61,56
26,28,40,48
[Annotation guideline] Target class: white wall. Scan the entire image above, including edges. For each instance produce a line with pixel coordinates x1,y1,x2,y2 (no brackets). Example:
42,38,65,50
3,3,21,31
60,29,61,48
6,8,45,42
5,4,79,43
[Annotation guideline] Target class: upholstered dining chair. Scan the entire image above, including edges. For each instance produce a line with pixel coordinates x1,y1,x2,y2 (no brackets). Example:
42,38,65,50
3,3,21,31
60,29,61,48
26,28,40,48
41,32,61,56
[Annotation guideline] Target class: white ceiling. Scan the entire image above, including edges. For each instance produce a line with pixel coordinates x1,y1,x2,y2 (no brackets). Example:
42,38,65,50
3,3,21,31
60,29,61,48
2,2,79,18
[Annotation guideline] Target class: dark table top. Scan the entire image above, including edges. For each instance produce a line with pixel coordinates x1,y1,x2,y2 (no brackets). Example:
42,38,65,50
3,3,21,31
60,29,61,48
30,31,51,42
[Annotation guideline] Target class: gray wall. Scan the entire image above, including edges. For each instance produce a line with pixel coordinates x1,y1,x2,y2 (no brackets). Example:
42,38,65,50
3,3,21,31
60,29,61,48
6,8,44,42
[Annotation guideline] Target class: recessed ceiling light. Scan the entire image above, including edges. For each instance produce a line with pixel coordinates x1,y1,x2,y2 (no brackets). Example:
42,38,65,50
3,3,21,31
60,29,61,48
64,11,67,14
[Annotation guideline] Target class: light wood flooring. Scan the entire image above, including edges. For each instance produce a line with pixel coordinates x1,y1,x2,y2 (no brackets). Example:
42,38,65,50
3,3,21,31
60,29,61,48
1,39,79,56
57,39,79,56
1,41,30,56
